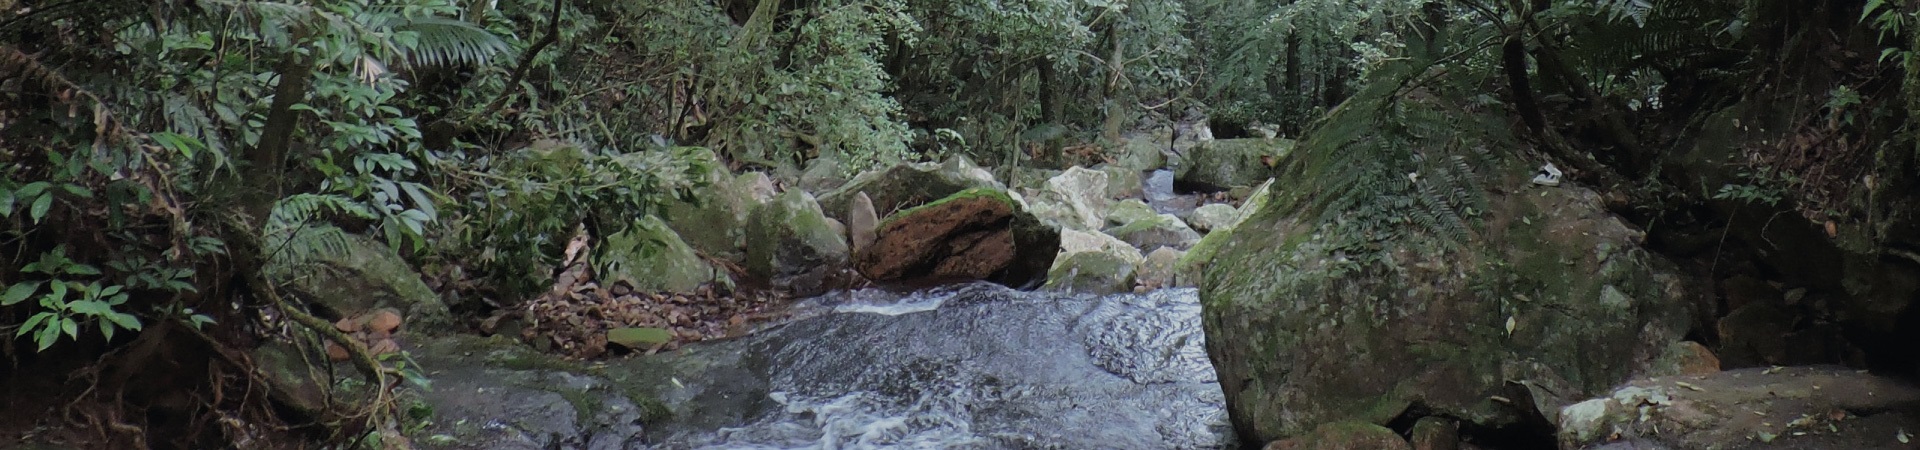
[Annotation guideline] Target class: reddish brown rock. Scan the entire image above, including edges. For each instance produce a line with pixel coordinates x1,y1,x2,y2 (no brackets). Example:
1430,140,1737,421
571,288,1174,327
854,189,1059,289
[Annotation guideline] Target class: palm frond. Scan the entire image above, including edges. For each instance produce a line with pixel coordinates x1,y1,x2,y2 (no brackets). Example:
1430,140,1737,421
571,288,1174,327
389,16,515,68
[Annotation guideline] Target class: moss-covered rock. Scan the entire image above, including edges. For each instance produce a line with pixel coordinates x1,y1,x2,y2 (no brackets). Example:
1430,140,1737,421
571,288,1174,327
1110,133,1170,170
1101,165,1146,199
817,155,1002,222
1105,198,1161,228
1187,203,1240,233
856,188,1060,289
1201,168,1691,442
1104,213,1202,252
1263,420,1411,450
599,216,722,293
745,190,850,297
1044,250,1138,294
1174,138,1292,190
268,225,450,331
661,147,753,262
400,335,665,448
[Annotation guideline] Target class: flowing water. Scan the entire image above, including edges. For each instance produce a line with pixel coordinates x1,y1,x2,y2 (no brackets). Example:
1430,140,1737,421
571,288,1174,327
628,282,1234,449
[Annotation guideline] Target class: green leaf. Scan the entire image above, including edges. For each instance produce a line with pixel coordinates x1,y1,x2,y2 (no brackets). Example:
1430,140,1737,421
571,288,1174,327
107,312,142,331
29,193,52,224
59,317,79,340
2,281,41,305
100,285,122,297
0,189,14,217
18,312,52,337
606,327,675,348
101,322,116,340
61,184,92,199
36,322,60,351
65,264,101,276
16,181,49,199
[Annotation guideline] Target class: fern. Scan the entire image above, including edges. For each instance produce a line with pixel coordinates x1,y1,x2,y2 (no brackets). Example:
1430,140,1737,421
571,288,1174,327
384,16,515,68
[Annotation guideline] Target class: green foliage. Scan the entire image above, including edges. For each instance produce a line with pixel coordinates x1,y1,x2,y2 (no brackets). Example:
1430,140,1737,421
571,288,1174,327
1190,0,1430,132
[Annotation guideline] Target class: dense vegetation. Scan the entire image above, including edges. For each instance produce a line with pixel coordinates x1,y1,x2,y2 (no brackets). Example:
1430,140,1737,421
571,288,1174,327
0,0,1913,447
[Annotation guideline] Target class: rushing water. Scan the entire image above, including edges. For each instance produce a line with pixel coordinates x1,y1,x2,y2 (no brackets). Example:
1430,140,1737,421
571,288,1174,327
629,282,1234,449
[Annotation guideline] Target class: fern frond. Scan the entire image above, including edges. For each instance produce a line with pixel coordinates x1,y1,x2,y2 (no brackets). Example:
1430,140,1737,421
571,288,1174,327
388,16,515,68
267,193,377,235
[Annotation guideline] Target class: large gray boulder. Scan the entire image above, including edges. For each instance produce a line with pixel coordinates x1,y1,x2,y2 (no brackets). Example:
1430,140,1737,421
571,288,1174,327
817,156,1001,222
598,216,722,293
1025,167,1112,231
1174,138,1292,190
660,147,754,262
1201,168,1693,443
745,190,850,297
267,225,450,331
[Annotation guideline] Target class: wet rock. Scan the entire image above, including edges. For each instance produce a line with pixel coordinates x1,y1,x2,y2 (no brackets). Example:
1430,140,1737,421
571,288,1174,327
267,225,451,331
1136,247,1187,289
1409,417,1459,450
848,192,879,256
1106,199,1161,228
1188,203,1240,233
1026,167,1112,231
1174,138,1291,191
661,147,753,261
1557,366,1920,449
1202,170,1692,443
818,156,1002,222
1179,179,1274,284
855,188,1061,289
1045,251,1138,294
1263,421,1411,450
1059,228,1146,266
1105,213,1202,252
746,190,850,297
401,335,660,450
600,216,721,293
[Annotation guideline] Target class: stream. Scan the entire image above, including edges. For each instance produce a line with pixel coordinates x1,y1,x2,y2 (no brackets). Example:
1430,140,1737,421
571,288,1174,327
631,282,1234,449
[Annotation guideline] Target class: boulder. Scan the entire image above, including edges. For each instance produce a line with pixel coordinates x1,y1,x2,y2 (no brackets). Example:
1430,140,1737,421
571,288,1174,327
598,216,720,293
1557,366,1920,449
1111,133,1170,170
1104,213,1202,252
738,172,779,204
1101,165,1146,199
402,335,661,449
817,156,1002,222
1136,247,1187,289
745,190,850,297
1187,203,1240,233
1106,199,1161,228
1408,417,1459,450
798,156,848,193
1201,174,1692,443
1044,251,1138,294
1174,138,1292,191
661,148,753,261
1058,228,1146,266
1263,421,1411,450
267,225,450,331
1179,179,1275,282
847,192,879,256
1026,167,1112,231
854,188,1060,289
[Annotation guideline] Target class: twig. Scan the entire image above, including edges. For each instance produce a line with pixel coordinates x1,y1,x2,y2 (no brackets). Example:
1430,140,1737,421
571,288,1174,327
477,0,567,119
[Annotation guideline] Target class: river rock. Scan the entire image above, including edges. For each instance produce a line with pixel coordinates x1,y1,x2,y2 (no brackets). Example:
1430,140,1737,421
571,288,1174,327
854,188,1060,289
746,190,850,297
740,172,778,204
1408,417,1459,450
799,155,847,193
600,216,722,293
401,335,660,449
1263,421,1411,450
1136,247,1186,289
1180,179,1274,283
1174,138,1291,191
1104,213,1202,252
1557,366,1920,449
662,148,753,262
1059,228,1146,266
1201,169,1692,442
1026,167,1112,231
1187,203,1240,233
1113,133,1170,170
818,156,1001,222
266,225,451,330
1045,251,1138,294
1106,199,1160,227
1103,165,1146,199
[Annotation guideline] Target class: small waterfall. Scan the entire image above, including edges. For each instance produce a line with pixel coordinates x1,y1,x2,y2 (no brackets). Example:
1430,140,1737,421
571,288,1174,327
623,283,1235,449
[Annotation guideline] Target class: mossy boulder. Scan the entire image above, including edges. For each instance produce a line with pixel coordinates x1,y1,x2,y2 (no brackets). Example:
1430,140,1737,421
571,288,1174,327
1101,165,1146,199
1201,169,1692,443
1044,251,1138,294
746,190,850,297
1179,179,1275,282
817,156,1002,222
1262,421,1411,450
1175,138,1292,191
1105,198,1161,228
1111,133,1170,170
1187,203,1240,233
854,188,1060,289
661,147,753,262
267,226,450,331
1104,213,1202,252
599,216,722,293
400,335,663,448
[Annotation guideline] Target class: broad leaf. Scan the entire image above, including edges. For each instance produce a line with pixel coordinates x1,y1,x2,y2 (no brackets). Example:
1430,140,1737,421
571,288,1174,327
2,281,41,305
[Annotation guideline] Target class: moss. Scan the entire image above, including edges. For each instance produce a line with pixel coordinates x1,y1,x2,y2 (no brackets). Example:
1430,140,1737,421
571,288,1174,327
877,187,1017,229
